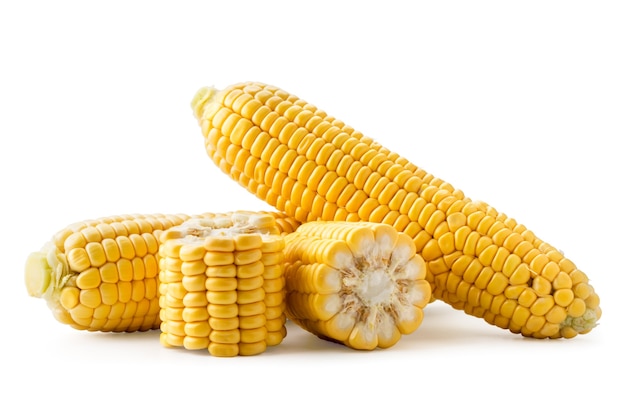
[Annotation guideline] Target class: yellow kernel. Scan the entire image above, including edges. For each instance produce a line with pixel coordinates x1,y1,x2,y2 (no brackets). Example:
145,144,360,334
76,267,101,290
209,317,239,331
208,303,238,318
238,276,264,291
552,271,572,290
183,275,207,292
181,260,207,276
183,292,208,307
545,305,567,324
503,285,525,299
502,232,524,252
453,226,472,251
518,288,538,308
67,248,91,272
241,327,267,343
204,237,235,252
437,232,455,255
486,272,508,295
477,244,497,267
209,343,239,357
182,307,210,323
541,261,561,281
99,282,118,305
79,288,102,308
206,277,238,292
85,242,107,267
567,298,586,318
530,296,555,316
204,251,235,266
573,282,592,299
511,306,531,327
501,253,521,276
509,264,531,286
525,315,546,333
118,281,132,303
99,262,119,283
60,287,80,310
585,293,600,309
238,287,266,304
210,329,241,345
529,254,550,274
131,257,146,281
532,276,552,296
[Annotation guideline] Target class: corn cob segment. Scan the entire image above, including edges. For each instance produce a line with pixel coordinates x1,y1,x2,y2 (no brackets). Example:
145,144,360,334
192,81,601,339
25,213,192,332
157,211,287,356
283,221,430,350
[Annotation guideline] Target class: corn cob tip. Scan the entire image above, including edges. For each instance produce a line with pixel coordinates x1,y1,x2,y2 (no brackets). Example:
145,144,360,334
560,308,600,337
191,85,219,122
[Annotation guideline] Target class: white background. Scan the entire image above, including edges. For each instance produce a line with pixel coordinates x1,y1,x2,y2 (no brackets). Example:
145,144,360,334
1,1,624,391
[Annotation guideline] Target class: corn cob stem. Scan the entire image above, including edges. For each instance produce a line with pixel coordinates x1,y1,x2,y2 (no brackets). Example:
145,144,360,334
192,81,601,339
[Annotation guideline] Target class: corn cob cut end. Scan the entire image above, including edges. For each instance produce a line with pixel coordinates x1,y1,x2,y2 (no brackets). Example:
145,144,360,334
284,221,431,350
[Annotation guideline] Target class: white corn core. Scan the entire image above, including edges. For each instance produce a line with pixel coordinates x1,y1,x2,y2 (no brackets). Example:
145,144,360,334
355,270,395,306
339,245,424,333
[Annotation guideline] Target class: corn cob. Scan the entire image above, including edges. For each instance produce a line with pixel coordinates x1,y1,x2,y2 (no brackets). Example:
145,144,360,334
25,213,192,332
191,81,601,339
158,211,287,356
283,221,431,350
25,210,297,333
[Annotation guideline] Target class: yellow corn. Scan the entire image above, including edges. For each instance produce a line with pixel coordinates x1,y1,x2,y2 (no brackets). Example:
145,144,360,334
192,81,601,339
25,210,297,333
25,213,192,332
158,211,287,356
283,221,430,350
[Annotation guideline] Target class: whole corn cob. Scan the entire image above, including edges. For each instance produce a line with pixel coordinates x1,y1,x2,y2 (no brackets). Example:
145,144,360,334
158,211,287,356
283,221,431,350
191,81,601,339
25,210,298,333
25,213,192,332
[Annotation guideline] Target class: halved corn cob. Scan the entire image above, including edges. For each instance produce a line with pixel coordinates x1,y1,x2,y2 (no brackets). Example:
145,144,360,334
25,210,297,333
283,221,431,350
158,211,287,356
191,81,601,339
25,213,192,332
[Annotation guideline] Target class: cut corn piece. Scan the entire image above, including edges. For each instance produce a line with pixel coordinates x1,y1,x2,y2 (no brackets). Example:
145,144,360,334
24,213,191,332
158,211,286,356
283,221,430,350
192,81,601,339
25,210,297,333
